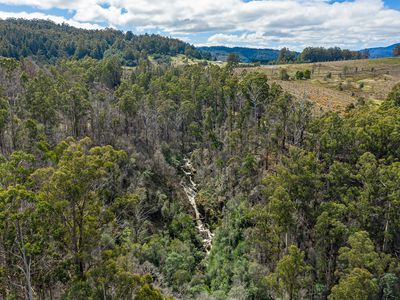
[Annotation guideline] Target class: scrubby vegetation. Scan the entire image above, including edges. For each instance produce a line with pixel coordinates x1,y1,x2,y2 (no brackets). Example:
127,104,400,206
246,57,400,111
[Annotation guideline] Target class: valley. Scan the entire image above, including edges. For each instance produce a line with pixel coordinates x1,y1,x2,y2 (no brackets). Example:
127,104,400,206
0,17,400,300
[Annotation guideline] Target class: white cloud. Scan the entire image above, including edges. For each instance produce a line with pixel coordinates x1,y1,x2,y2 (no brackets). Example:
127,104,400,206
0,0,399,49
0,11,103,29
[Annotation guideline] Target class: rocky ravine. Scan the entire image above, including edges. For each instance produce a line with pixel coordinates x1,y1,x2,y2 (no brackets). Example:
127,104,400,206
182,158,214,254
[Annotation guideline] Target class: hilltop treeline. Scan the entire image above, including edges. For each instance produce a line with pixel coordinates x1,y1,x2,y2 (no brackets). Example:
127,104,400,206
277,46,367,63
300,46,368,62
0,54,400,299
0,19,210,65
204,46,367,65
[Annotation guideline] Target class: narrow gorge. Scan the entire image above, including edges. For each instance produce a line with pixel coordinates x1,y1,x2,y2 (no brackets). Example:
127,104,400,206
182,158,214,253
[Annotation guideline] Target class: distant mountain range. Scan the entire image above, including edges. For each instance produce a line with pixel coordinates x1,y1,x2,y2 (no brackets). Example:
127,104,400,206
200,43,400,63
362,43,400,58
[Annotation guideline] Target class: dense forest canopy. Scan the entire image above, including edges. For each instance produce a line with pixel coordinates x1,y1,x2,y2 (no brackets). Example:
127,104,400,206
0,51,400,299
0,18,400,300
0,19,210,65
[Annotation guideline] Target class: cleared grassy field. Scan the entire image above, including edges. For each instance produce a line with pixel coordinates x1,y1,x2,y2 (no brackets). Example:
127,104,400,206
242,57,400,111
171,54,225,67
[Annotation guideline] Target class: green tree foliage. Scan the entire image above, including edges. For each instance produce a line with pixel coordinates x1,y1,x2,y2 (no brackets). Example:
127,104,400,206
23,71,58,131
37,138,127,278
295,71,304,80
336,231,381,275
266,245,312,300
385,83,400,107
314,202,348,288
0,151,37,299
329,268,378,300
300,47,363,62
329,231,398,300
227,53,240,67
278,47,298,63
206,199,255,298
279,68,290,81
99,55,123,89
60,84,91,137
304,69,311,79
0,139,169,298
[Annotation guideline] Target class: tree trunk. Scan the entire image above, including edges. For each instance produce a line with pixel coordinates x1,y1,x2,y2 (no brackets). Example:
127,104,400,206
17,220,33,300
382,201,390,252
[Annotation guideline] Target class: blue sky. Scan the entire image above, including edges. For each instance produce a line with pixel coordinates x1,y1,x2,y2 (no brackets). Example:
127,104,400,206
385,0,400,9
0,0,399,50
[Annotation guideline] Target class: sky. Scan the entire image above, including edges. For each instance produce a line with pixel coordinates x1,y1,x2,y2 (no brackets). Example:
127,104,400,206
0,0,399,50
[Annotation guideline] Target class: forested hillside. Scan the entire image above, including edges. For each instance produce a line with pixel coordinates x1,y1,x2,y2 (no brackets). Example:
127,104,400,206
198,46,281,63
201,45,367,64
0,51,400,300
364,43,400,59
0,19,210,65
